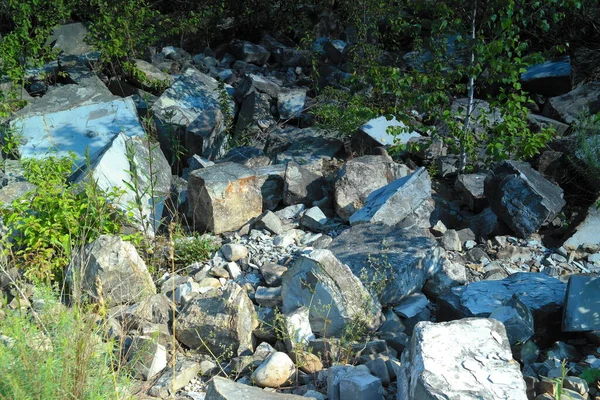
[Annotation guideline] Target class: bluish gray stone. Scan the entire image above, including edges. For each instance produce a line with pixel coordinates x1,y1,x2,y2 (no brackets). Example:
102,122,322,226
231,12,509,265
563,199,600,253
277,89,306,120
229,40,271,65
521,56,572,97
563,275,600,332
339,373,383,400
543,82,600,124
489,295,535,345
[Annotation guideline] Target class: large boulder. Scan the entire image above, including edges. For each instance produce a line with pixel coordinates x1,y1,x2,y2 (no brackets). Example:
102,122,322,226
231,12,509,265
229,40,271,65
484,161,565,238
175,282,258,357
74,132,172,236
185,108,228,161
281,249,384,337
188,162,262,234
283,162,327,206
334,155,410,221
399,318,527,400
543,82,600,124
521,56,573,97
69,235,156,306
349,167,432,227
562,275,600,332
438,272,566,337
328,223,444,306
563,198,600,253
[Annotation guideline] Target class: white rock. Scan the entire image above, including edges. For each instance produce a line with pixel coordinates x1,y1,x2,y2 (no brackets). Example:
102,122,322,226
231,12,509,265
251,351,295,388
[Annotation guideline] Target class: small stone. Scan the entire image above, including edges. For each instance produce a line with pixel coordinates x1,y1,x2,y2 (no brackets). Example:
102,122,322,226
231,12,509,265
251,351,295,388
289,350,323,374
221,244,249,262
226,262,242,280
441,229,463,251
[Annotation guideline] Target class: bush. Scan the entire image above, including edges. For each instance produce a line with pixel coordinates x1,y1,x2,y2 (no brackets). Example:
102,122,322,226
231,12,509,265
1,154,123,284
0,284,131,399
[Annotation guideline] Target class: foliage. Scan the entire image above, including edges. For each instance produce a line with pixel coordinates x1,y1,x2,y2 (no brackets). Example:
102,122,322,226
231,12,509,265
1,154,123,284
0,284,131,399
580,367,600,385
172,234,218,267
571,112,600,181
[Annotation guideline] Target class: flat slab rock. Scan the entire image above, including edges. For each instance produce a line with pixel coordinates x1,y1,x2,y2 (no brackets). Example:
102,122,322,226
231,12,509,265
328,223,444,306
563,275,600,332
205,376,314,399
400,318,528,399
438,272,566,336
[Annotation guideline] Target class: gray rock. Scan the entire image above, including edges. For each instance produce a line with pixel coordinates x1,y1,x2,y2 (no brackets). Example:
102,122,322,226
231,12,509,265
485,161,565,238
543,82,600,124
329,223,444,306
323,39,347,64
334,155,410,221
221,244,249,262
260,263,288,287
340,373,383,400
521,56,572,97
328,365,371,400
562,275,600,332
235,73,282,102
175,282,258,357
186,108,228,161
254,211,284,235
349,167,431,226
0,181,36,207
205,376,310,399
528,114,569,137
116,294,172,331
188,162,262,234
126,336,167,380
393,293,429,319
563,198,600,253
230,40,271,65
277,89,306,120
69,235,156,306
400,318,527,399
469,207,502,239
283,162,326,206
275,204,306,220
423,258,467,299
456,173,488,212
50,22,97,58
281,249,384,337
133,59,174,90
441,229,462,251
355,116,421,151
255,286,282,307
148,358,200,398
235,91,273,137
254,164,286,211
219,146,270,168
251,351,295,388
438,272,566,337
489,296,535,345
300,207,328,232
283,306,315,352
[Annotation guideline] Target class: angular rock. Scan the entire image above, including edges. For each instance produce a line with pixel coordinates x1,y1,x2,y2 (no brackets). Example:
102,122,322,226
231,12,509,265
185,108,228,161
283,306,315,352
349,167,432,226
334,155,410,221
521,56,572,97
188,162,262,234
441,229,462,252
423,259,467,299
283,162,326,206
354,116,421,151
254,164,286,210
562,275,600,332
563,199,600,253
50,22,97,58
329,223,444,306
340,373,383,400
219,146,270,168
126,336,167,381
133,59,174,90
484,161,565,238
528,114,569,137
255,286,282,308
230,40,271,65
69,235,156,306
438,272,566,337
277,89,306,120
543,82,600,124
254,210,284,235
456,173,488,212
175,282,258,357
281,249,384,337
328,365,372,400
236,91,273,137
300,206,328,232
489,296,535,345
235,73,282,102
251,351,295,388
400,318,527,399
205,376,309,399
148,358,201,398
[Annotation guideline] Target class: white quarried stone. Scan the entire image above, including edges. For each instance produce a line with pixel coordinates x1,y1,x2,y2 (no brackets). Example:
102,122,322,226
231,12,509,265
283,306,315,352
360,116,421,147
400,318,528,399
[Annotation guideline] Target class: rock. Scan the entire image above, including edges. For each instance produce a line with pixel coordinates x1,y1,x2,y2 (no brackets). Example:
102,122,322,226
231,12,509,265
148,358,200,398
521,56,573,97
323,39,347,64
393,293,429,319
275,204,306,220
562,275,600,332
281,249,384,337
133,59,174,90
69,235,156,306
272,127,344,171
327,365,372,400
485,161,565,238
219,146,270,168
235,73,282,102
126,336,167,380
289,350,323,374
255,286,282,307
205,376,310,399
349,167,432,226
543,82,600,124
283,162,326,206
175,282,258,357
563,198,600,253
230,40,271,65
438,273,566,337
254,164,286,211
329,223,444,306
489,296,535,345
221,244,249,262
277,89,306,120
49,22,97,58
430,220,447,236
260,263,288,287
188,162,262,234
283,306,315,352
236,91,274,137
423,259,467,298
300,207,328,232
456,173,488,212
340,373,383,400
116,294,172,330
528,114,570,137
74,132,171,236
441,229,462,251
469,207,502,239
185,108,228,161
251,351,295,388
400,318,527,399
354,116,421,152
334,155,410,221
254,211,284,235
